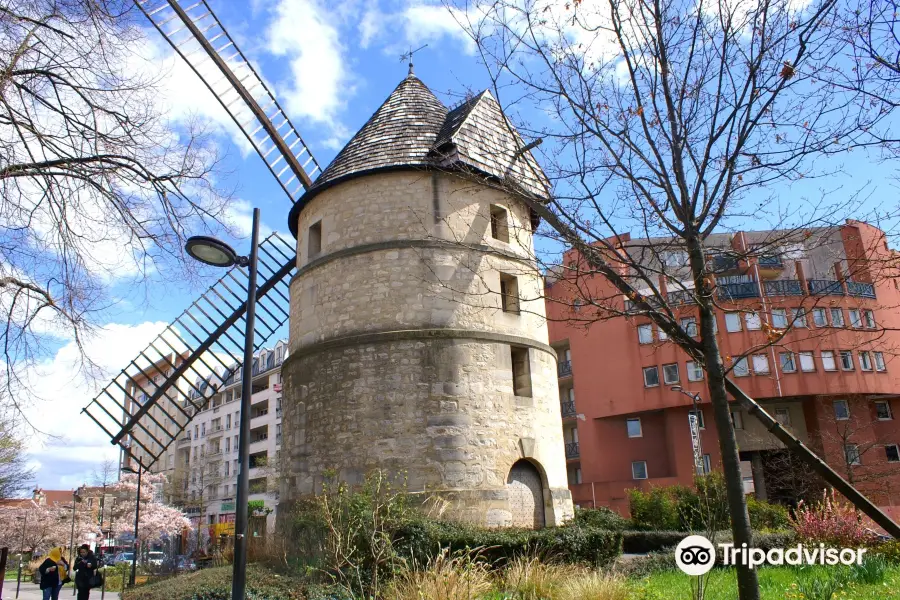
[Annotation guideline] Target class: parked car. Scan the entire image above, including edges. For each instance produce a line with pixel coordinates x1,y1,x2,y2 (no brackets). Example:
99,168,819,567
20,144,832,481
110,552,135,566
173,555,197,572
146,551,165,566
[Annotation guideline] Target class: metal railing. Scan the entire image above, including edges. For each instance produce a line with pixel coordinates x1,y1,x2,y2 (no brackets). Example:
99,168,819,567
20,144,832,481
717,282,759,300
711,254,740,272
757,255,784,268
763,279,803,296
808,279,844,296
847,281,876,299
565,442,580,459
558,360,573,378
561,400,577,418
667,290,696,305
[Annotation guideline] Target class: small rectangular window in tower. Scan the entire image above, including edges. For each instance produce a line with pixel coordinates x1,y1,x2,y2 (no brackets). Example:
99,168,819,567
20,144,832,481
510,346,532,398
499,273,520,313
490,205,510,243
308,221,322,259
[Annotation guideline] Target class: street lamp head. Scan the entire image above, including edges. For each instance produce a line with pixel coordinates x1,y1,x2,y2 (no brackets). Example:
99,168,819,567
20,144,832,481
185,236,244,268
671,385,683,393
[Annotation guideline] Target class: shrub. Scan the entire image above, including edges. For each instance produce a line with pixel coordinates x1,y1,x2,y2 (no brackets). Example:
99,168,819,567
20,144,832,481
394,520,622,567
790,489,875,547
753,531,797,552
628,487,679,530
849,554,888,585
676,473,730,531
573,506,629,531
621,531,684,554
501,556,582,600
121,565,305,600
611,552,676,578
385,547,492,600
558,571,630,600
870,539,900,564
747,496,791,531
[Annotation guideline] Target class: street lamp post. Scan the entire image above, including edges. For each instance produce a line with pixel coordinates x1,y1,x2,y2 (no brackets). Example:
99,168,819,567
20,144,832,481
185,208,260,600
671,385,705,476
68,487,83,578
121,465,142,586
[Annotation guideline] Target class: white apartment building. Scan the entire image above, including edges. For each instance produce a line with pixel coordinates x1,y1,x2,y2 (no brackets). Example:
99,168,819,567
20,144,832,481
175,340,287,542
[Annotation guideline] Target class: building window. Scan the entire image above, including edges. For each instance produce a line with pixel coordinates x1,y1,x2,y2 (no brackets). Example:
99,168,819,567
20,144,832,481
821,351,837,371
752,354,770,374
510,346,532,397
845,444,861,466
874,352,887,372
638,324,653,344
626,418,642,438
833,399,850,420
687,361,704,382
731,410,744,430
860,351,873,371
681,317,698,337
863,310,876,329
849,309,862,328
799,352,815,372
632,461,648,480
489,205,510,242
886,445,900,463
657,326,668,341
643,366,660,387
690,409,705,429
308,221,322,259
225,438,230,452
775,407,792,427
780,352,796,373
875,400,893,421
225,462,230,477
226,414,231,429
840,350,854,371
812,308,828,327
745,312,761,330
772,308,788,329
702,454,712,474
831,308,845,327
792,308,807,328
499,273,520,313
725,312,742,332
663,363,680,384
733,357,750,377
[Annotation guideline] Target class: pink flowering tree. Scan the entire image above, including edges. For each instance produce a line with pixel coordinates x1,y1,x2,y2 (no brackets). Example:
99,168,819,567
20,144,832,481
0,503,100,555
790,489,876,547
103,472,191,544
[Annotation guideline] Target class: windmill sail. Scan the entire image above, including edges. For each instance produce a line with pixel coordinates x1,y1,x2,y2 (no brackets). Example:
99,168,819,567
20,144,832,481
85,0,323,469
83,234,295,470
135,0,322,198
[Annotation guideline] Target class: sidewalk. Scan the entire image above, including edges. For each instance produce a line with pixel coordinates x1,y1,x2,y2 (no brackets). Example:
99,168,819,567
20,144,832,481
1,580,120,600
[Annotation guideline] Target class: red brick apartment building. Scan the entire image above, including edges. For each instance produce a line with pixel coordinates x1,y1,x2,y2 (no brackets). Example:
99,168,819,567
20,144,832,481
545,220,900,519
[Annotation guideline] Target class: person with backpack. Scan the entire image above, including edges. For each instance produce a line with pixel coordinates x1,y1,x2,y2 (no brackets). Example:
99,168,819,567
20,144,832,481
74,544,99,600
38,547,69,600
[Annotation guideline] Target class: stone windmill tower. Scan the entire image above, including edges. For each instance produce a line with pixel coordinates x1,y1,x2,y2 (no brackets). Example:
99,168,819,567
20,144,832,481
281,71,573,527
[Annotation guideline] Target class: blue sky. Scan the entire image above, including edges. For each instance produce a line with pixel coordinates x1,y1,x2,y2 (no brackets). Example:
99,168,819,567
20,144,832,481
25,0,900,492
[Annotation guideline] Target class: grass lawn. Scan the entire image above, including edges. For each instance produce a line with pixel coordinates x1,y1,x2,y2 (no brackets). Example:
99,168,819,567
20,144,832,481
631,565,900,599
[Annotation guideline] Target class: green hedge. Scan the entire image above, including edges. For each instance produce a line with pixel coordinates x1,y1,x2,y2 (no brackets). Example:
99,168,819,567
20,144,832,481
621,529,797,554
572,506,630,530
121,565,306,600
394,519,623,567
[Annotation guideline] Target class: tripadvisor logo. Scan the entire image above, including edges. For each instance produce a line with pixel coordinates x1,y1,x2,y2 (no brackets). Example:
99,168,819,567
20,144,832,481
675,535,868,575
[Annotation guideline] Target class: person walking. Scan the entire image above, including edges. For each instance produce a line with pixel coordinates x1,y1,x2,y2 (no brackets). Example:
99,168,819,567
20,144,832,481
38,547,68,600
74,544,98,600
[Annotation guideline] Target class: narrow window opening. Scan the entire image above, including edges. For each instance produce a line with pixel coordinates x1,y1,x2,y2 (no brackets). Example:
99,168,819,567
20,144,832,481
500,273,520,313
490,205,510,242
308,221,322,259
510,346,533,397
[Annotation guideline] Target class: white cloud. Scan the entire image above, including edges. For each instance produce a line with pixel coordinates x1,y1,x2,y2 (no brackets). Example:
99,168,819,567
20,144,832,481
265,0,350,125
402,4,476,54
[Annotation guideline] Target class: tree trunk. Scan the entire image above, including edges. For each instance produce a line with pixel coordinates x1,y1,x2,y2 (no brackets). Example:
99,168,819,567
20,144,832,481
687,237,760,600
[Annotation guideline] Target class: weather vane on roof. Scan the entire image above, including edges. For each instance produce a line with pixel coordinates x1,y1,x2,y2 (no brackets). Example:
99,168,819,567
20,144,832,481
400,44,429,76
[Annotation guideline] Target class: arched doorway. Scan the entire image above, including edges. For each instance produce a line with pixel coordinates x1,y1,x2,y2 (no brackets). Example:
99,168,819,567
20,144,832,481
506,460,545,528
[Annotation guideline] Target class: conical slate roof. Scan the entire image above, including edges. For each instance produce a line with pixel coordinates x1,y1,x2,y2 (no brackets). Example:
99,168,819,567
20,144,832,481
289,74,550,237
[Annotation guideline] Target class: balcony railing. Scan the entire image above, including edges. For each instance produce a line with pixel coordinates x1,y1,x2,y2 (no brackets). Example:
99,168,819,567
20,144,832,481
561,400,576,418
808,279,844,296
847,281,876,299
558,360,572,378
565,442,580,459
717,282,759,300
667,290,696,306
711,254,740,273
757,255,784,268
763,279,803,296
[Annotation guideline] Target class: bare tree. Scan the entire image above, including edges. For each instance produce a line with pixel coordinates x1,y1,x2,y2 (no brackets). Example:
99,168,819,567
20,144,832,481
0,0,233,414
445,0,900,597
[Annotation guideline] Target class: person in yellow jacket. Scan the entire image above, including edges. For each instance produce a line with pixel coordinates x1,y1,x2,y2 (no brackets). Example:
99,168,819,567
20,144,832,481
38,547,69,600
